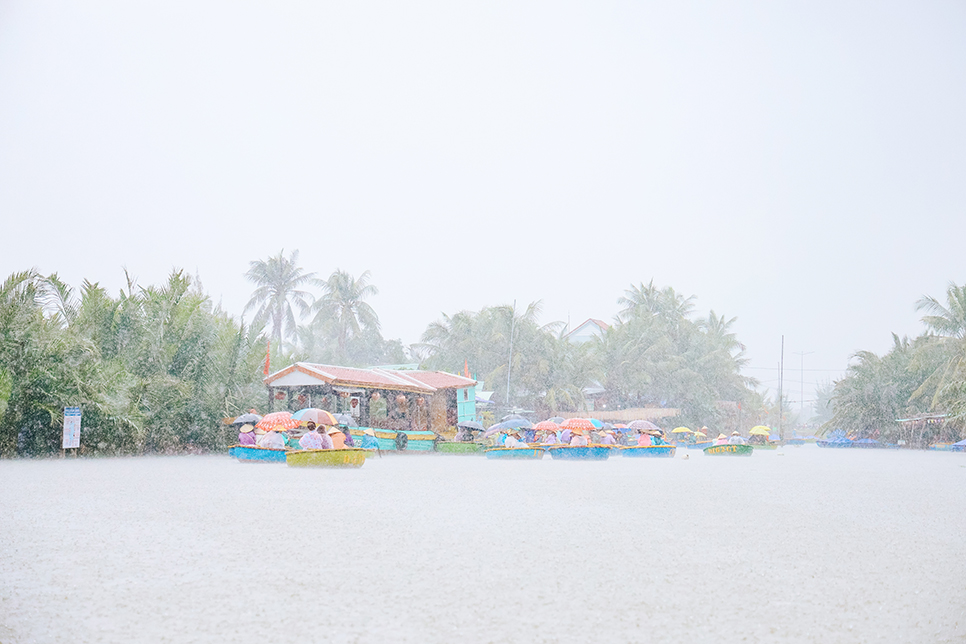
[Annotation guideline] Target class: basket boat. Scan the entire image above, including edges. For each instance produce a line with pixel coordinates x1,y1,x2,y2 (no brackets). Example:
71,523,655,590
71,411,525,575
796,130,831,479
750,443,778,450
686,441,714,449
348,428,437,451
228,445,288,463
436,442,483,454
703,444,754,456
484,447,544,460
546,445,611,461
286,448,367,468
620,445,676,458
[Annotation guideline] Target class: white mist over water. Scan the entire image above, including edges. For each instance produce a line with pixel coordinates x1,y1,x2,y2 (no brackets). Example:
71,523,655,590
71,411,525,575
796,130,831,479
1,449,964,643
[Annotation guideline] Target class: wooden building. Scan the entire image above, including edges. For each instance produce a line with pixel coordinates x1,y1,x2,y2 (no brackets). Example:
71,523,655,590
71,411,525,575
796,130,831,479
263,363,477,434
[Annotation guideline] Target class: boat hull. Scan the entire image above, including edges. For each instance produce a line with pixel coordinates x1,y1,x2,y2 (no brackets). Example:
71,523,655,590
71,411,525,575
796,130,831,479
286,448,367,468
621,445,676,458
547,445,611,461
484,447,544,459
436,442,483,454
228,445,288,463
703,444,754,456
686,441,714,449
816,440,853,448
348,428,437,451
750,443,778,450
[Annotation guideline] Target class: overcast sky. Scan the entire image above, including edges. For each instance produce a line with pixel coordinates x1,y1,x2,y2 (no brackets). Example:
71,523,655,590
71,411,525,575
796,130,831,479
1,1,964,405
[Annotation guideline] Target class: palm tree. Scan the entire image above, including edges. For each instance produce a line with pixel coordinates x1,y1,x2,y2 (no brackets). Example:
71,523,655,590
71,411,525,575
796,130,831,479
913,282,966,414
244,250,317,348
312,269,380,359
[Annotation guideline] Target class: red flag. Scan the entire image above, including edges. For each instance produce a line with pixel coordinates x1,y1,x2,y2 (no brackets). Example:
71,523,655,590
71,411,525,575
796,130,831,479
464,359,470,378
263,340,271,376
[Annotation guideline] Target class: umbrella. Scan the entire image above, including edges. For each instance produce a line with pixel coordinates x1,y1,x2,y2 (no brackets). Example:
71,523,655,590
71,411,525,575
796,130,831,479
588,418,604,429
502,414,526,422
953,439,966,447
749,426,772,436
458,420,485,431
483,418,533,437
231,413,262,425
693,431,707,438
671,427,692,434
291,408,338,426
334,413,358,428
601,422,614,430
561,418,595,430
533,420,560,431
628,420,659,431
256,411,301,431
548,417,565,424
614,423,627,429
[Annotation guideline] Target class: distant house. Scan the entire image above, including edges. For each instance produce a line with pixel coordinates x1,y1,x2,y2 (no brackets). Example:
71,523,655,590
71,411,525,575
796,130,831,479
564,318,609,344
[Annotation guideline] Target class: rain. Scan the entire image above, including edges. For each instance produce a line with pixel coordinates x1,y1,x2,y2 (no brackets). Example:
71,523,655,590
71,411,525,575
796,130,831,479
1,1,966,642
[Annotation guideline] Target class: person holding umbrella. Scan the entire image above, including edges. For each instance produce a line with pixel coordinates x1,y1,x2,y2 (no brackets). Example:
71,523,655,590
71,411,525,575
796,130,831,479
299,422,331,450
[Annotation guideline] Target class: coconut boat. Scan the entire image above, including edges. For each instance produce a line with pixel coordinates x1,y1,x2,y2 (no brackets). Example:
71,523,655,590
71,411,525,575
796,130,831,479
286,448,367,468
228,445,288,463
484,446,545,460
348,428,438,452
436,441,484,455
621,445,676,458
703,444,754,456
546,445,612,461
750,443,778,450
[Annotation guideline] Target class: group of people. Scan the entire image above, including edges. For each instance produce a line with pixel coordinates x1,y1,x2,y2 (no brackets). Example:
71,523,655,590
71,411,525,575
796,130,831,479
713,431,747,446
238,422,381,451
498,427,669,448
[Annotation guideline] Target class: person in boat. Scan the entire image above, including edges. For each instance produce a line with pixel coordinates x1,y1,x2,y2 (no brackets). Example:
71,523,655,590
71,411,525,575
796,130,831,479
652,430,667,446
257,429,286,449
541,428,559,444
238,424,256,446
560,427,572,444
299,422,331,450
599,430,617,445
341,425,355,447
748,433,765,445
359,428,380,450
713,433,728,446
327,426,346,449
523,427,536,443
503,429,529,449
570,430,589,447
728,431,746,445
637,431,652,447
283,427,302,450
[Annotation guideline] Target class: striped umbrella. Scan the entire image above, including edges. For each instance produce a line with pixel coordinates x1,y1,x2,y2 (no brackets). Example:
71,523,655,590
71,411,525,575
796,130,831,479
256,411,301,431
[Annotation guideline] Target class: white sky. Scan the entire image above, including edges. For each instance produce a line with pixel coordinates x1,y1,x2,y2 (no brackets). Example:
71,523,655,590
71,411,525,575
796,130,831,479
1,1,964,405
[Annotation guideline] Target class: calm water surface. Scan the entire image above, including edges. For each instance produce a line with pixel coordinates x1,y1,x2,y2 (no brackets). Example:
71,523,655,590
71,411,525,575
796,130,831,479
1,448,964,643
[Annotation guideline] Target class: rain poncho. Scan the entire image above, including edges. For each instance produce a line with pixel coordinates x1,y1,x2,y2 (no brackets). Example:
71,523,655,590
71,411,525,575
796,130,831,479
299,430,331,450
257,431,285,449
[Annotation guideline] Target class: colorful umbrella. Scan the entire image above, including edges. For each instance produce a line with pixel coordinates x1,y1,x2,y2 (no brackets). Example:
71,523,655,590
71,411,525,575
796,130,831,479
628,420,660,431
561,418,595,430
671,426,692,434
256,411,301,431
749,426,772,436
548,417,565,424
533,420,561,431
482,418,533,437
334,413,358,428
291,408,337,426
694,431,707,438
588,418,604,429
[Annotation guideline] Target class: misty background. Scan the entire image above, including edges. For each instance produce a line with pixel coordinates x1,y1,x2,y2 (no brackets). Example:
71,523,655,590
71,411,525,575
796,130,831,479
2,1,965,412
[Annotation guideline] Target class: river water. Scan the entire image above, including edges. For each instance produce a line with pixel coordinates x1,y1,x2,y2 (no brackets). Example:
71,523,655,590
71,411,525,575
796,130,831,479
1,447,964,643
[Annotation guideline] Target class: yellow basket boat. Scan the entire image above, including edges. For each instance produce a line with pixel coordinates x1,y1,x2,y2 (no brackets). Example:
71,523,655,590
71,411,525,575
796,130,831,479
286,448,367,468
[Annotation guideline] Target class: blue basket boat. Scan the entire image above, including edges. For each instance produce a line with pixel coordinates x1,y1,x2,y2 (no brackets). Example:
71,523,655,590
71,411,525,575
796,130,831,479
546,445,612,461
484,447,545,460
228,445,288,463
621,445,676,458
816,439,853,448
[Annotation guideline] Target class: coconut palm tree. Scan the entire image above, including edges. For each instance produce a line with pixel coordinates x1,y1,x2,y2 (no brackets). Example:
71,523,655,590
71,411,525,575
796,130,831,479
312,269,380,360
913,282,966,415
244,250,317,348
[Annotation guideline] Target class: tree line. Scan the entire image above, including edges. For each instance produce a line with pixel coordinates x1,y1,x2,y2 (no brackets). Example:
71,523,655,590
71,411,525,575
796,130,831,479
0,250,788,456
824,283,966,445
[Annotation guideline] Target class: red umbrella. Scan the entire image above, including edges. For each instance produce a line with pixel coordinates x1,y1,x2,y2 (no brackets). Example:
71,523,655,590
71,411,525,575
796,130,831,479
533,420,561,431
256,411,301,431
561,418,595,430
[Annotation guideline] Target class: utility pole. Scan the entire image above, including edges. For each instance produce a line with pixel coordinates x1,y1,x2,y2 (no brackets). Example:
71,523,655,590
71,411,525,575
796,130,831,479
779,336,785,443
506,300,516,411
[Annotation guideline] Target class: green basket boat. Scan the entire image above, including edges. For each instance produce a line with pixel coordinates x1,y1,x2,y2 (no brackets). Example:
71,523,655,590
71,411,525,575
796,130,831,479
750,443,778,450
436,442,483,454
703,444,754,456
286,448,367,468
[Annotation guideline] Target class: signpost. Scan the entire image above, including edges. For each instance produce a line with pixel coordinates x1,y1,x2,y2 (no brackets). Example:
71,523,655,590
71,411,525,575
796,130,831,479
62,407,81,450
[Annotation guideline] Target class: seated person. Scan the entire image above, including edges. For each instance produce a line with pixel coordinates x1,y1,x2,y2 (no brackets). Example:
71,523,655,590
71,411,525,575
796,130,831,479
569,431,589,447
359,428,380,450
637,431,652,447
503,429,528,448
541,429,558,445
728,431,746,445
651,431,666,445
238,424,256,445
599,430,617,445
299,422,331,450
257,429,286,449
714,433,728,445
327,426,346,449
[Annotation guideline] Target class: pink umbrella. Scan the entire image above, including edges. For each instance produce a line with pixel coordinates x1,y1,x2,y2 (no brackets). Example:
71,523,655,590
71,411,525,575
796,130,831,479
256,411,301,431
